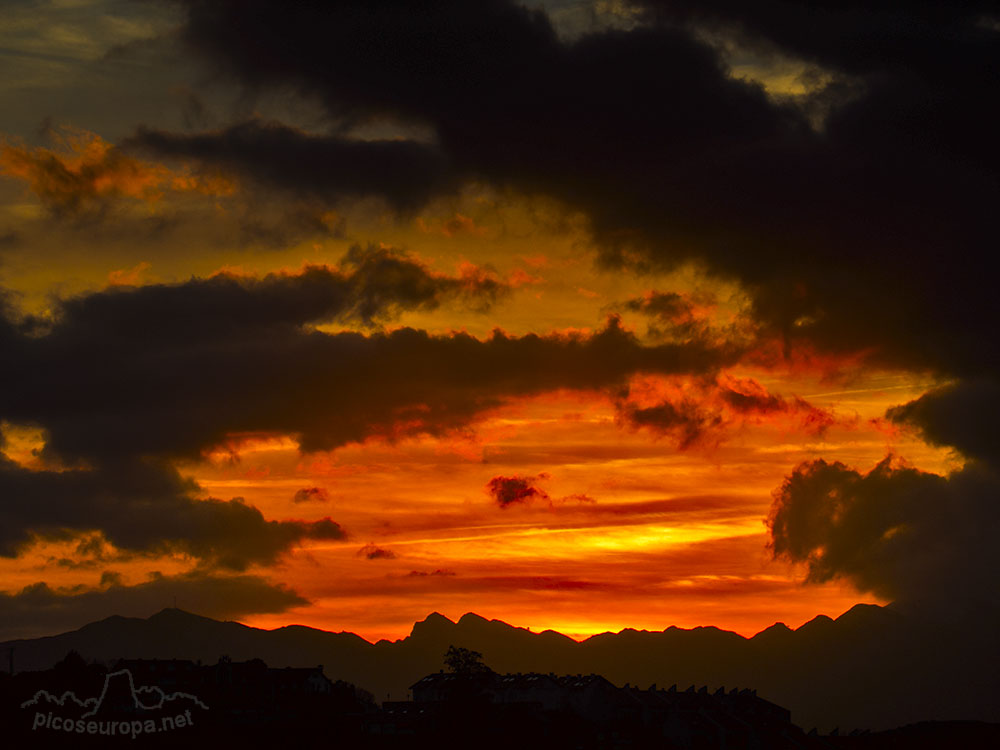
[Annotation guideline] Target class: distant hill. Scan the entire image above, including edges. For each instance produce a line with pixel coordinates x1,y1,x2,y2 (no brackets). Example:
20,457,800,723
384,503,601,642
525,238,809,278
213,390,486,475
1,605,996,732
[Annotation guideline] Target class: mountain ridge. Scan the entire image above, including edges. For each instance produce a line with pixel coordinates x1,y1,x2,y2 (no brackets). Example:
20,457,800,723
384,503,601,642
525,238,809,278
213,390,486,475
2,604,996,732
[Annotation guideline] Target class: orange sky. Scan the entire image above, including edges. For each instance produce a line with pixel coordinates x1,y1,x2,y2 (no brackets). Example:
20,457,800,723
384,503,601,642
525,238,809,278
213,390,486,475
0,128,954,640
0,0,984,644
198,372,948,640
0,339,949,640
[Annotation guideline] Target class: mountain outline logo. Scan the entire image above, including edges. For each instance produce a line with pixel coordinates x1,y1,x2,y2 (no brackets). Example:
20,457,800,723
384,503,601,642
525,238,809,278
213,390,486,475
21,668,209,739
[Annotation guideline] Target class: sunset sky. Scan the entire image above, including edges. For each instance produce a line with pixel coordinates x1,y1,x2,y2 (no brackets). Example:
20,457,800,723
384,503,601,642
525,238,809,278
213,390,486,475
1,1,997,643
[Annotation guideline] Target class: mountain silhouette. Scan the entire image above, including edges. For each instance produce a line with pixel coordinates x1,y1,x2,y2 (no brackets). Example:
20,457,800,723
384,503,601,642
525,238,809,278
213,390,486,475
3,605,996,731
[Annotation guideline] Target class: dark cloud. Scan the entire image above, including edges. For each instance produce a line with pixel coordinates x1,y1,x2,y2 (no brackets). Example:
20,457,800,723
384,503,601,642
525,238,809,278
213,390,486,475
31,242,506,340
292,486,330,504
335,243,507,321
634,1,998,79
0,572,307,640
767,455,1000,619
1,294,732,466
0,456,344,569
616,396,721,450
128,119,457,212
887,380,1000,465
156,0,998,377
357,543,396,560
486,474,550,508
769,358,1000,620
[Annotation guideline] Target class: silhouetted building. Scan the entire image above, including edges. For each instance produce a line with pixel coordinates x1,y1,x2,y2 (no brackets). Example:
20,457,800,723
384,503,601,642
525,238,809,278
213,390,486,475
406,670,811,748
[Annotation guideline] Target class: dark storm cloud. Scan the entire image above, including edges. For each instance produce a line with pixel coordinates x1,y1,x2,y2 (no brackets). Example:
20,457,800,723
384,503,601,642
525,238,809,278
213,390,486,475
156,0,998,377
887,380,1000,465
0,456,344,569
0,572,307,640
486,474,550,508
1,289,733,466
128,119,456,211
26,243,505,339
767,455,1000,618
0,262,733,564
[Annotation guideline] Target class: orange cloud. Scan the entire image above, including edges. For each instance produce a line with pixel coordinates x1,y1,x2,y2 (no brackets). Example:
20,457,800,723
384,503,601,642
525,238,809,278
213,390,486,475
0,127,234,217
107,261,151,287
615,372,839,449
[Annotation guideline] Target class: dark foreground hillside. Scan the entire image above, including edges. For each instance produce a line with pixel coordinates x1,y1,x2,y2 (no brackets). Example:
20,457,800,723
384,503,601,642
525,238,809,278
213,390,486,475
2,605,998,733
3,651,999,750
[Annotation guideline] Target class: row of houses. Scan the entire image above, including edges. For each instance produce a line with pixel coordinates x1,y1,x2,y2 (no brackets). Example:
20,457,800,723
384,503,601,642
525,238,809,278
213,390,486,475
373,671,809,748
413,670,788,719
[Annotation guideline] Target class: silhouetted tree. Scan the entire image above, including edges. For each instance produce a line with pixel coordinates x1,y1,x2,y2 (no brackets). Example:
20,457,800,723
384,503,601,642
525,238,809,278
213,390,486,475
443,645,492,675
439,645,495,741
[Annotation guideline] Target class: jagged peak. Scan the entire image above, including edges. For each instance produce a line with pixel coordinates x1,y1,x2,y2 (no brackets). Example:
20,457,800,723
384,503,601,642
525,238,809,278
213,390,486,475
423,611,455,625
408,611,456,638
